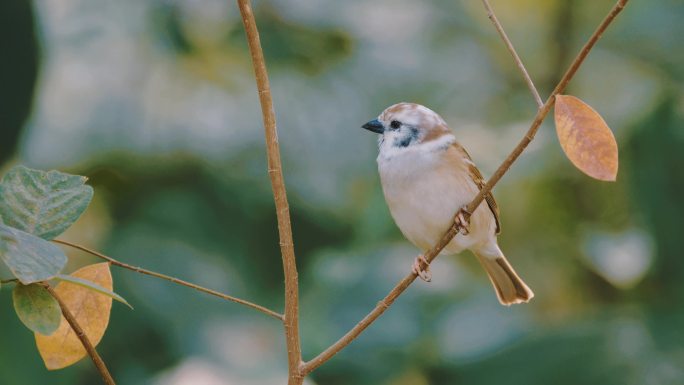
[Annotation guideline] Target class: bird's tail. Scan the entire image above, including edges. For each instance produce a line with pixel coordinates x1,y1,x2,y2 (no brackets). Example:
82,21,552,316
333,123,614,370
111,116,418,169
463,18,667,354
474,244,534,306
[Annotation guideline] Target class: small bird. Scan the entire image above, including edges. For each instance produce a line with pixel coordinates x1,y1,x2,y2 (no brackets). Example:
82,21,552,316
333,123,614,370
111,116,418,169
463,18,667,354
362,102,533,305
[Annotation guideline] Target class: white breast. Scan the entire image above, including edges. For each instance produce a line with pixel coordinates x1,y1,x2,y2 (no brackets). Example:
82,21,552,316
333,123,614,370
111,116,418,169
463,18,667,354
377,136,495,254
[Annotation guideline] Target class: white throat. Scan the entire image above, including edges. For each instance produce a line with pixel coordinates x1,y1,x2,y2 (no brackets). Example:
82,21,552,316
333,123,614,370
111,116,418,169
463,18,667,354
377,133,456,162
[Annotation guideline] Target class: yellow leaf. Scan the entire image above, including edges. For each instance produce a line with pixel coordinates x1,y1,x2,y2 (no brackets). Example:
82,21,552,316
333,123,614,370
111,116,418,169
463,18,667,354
554,95,618,181
35,263,113,370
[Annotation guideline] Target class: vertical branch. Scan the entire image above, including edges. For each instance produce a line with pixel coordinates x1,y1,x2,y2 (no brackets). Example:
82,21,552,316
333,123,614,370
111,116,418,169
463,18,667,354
235,1,303,384
43,284,116,385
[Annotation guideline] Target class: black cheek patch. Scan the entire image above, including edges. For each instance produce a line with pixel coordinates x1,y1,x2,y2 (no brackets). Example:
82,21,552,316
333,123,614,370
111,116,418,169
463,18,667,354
395,127,419,148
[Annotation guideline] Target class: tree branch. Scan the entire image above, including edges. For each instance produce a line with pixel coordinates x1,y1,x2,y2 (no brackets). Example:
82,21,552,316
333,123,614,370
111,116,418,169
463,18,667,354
52,239,283,321
302,0,629,375
465,0,628,216
42,283,116,385
481,0,543,108
235,1,303,384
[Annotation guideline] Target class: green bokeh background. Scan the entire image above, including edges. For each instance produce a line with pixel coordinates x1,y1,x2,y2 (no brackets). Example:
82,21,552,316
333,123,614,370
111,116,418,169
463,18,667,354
1,0,683,384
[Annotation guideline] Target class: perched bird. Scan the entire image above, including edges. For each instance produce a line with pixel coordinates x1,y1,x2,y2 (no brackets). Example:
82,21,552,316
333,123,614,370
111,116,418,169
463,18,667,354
362,102,533,305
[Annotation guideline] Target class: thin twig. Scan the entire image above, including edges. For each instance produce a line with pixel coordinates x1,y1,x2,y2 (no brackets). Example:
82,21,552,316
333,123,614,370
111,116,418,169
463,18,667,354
52,239,283,321
302,0,629,374
1,278,18,284
42,283,116,385
236,1,304,384
481,0,543,108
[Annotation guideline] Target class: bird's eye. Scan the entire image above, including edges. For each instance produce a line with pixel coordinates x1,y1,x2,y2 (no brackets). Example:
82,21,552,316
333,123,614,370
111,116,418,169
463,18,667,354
390,120,401,129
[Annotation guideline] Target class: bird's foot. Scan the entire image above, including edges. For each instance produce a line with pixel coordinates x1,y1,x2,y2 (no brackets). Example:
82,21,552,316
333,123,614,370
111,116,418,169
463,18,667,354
412,254,432,282
455,207,471,235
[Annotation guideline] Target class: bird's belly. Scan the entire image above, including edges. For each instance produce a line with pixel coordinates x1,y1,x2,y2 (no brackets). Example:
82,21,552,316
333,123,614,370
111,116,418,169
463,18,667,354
381,168,484,254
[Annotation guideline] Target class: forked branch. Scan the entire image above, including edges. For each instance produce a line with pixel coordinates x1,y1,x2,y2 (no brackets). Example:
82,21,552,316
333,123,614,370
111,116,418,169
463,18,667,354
465,0,628,215
301,0,629,375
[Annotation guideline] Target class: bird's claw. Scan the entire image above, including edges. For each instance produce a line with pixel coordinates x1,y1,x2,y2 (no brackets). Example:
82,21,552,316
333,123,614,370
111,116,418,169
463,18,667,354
455,207,471,235
412,254,432,282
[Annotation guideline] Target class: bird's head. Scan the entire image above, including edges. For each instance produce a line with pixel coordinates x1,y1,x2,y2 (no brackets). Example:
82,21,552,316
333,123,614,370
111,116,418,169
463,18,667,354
362,103,451,150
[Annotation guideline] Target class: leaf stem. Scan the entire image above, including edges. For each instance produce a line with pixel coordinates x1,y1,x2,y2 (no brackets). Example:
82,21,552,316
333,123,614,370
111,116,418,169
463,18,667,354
301,0,629,374
52,239,283,321
42,283,116,385
481,0,543,108
235,1,304,384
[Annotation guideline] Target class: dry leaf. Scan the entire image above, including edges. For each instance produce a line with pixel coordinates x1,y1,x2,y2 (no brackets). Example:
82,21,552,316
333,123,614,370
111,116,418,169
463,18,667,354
35,263,113,370
554,95,618,181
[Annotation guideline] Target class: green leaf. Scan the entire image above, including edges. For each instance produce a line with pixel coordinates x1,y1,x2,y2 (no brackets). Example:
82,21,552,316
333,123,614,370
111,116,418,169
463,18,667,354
0,165,94,240
0,224,67,284
55,274,133,309
12,283,61,335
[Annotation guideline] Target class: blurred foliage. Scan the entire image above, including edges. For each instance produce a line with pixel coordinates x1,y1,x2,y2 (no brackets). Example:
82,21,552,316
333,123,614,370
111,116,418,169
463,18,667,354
626,96,684,299
1,0,683,384
0,0,38,164
228,6,353,75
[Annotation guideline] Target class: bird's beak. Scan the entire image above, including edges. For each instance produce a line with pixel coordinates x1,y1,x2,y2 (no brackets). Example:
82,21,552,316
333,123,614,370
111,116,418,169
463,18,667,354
362,119,384,134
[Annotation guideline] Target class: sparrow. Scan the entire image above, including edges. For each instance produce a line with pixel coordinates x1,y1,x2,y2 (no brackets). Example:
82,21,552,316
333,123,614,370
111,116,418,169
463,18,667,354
362,102,533,305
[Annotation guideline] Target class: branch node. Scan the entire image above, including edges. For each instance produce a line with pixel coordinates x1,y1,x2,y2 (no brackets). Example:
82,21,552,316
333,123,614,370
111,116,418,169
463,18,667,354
376,300,390,310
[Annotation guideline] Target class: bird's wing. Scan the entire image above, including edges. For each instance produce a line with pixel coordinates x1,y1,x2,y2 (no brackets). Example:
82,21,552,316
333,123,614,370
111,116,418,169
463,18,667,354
452,142,501,234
